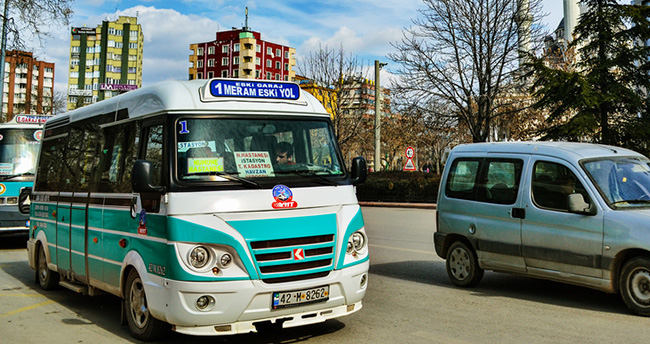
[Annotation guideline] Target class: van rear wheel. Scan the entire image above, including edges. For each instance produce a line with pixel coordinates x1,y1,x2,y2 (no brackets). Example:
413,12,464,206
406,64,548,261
446,241,483,287
124,269,169,341
620,257,650,316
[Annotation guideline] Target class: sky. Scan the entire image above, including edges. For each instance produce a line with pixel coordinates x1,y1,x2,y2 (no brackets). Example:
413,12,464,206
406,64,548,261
21,0,566,97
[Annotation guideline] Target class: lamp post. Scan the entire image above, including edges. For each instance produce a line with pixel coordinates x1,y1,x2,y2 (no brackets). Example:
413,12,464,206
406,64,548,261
0,0,9,122
374,60,387,172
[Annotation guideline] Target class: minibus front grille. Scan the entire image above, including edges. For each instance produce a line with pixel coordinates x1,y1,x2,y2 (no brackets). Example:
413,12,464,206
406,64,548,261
250,234,335,283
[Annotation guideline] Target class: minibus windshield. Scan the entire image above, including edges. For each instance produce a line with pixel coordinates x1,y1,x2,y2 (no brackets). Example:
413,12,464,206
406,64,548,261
0,128,40,179
176,117,344,183
583,157,650,208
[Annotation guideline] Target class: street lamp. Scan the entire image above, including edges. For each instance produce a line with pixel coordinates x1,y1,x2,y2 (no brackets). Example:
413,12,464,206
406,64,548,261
374,60,387,172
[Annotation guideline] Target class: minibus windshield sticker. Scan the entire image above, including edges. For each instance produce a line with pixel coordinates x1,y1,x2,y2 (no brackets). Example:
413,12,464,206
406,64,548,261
209,80,300,100
0,163,12,175
272,184,298,209
179,120,190,134
234,151,274,177
178,141,209,151
188,157,225,173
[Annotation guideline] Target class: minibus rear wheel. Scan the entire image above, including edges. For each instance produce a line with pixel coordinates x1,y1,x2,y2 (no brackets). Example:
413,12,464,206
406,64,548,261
620,256,650,316
446,241,484,287
124,269,169,341
36,243,59,290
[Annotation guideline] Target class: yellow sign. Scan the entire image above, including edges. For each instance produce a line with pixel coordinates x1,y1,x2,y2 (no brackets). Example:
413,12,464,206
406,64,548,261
188,157,224,173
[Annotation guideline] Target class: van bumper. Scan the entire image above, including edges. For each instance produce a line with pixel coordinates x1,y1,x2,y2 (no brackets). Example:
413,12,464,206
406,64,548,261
152,261,369,336
433,232,447,258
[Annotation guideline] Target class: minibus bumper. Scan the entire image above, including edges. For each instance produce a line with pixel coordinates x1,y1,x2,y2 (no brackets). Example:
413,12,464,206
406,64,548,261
149,261,368,336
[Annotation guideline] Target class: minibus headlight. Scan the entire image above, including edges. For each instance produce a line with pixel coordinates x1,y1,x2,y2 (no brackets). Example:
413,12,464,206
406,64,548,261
346,241,354,254
189,246,210,269
219,253,233,268
352,232,365,251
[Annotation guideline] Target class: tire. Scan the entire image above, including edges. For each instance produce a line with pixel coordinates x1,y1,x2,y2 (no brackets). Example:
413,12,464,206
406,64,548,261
446,241,484,287
36,244,59,290
124,269,169,341
620,257,650,316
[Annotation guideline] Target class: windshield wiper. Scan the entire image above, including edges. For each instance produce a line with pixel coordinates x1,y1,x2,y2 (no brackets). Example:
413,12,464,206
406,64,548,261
275,170,339,186
610,199,650,206
0,172,34,181
189,172,260,188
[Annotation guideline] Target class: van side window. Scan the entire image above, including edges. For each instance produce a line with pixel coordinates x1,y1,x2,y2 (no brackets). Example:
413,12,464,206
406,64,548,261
532,161,590,211
446,159,480,200
477,159,523,204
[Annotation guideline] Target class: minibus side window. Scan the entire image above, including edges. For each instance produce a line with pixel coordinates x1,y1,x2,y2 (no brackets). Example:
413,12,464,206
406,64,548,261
64,124,102,192
445,158,481,200
35,137,66,191
143,124,164,186
97,122,141,193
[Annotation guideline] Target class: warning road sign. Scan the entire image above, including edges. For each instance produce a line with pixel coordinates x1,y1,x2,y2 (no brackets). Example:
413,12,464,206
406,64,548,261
403,146,416,171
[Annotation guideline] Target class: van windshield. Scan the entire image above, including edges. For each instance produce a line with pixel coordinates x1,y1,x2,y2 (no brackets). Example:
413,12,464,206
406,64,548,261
175,117,344,183
583,157,650,208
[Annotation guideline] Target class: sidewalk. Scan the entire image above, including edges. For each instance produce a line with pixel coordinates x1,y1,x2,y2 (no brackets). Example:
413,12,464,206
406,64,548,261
359,201,436,209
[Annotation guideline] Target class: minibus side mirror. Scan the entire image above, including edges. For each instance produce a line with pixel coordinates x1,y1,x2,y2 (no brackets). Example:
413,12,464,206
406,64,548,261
132,160,164,194
350,157,367,185
18,187,32,215
567,194,597,215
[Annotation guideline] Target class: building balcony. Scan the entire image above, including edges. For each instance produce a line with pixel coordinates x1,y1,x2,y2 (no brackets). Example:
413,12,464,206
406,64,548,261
241,61,255,71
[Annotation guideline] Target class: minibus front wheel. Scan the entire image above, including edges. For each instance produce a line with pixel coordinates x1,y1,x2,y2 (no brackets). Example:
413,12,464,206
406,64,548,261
124,269,169,341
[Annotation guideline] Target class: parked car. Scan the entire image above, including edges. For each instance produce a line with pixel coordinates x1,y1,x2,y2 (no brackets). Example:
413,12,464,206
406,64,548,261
434,141,650,315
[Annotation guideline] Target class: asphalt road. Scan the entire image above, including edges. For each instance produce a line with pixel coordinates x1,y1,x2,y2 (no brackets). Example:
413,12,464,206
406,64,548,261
2,207,650,343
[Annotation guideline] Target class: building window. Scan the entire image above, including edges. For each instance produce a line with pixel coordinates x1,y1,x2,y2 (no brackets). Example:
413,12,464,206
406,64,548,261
285,51,290,59
108,40,115,48
234,43,240,52
115,42,123,48
233,57,239,65
108,27,115,35
208,46,215,55
208,71,214,79
198,72,203,79
284,63,289,70
208,59,214,67
275,61,280,69
266,72,271,79
256,44,261,53
130,30,138,41
197,47,204,56
284,75,289,81
221,70,228,77
71,46,80,53
267,47,272,55
233,69,239,78
276,48,281,57
266,59,271,68
275,73,280,80
222,45,229,53
256,57,261,65
129,42,138,49
222,57,228,66
197,60,203,68
256,70,260,78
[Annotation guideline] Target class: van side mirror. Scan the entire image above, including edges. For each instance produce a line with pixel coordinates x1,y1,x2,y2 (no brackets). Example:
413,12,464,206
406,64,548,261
568,194,597,215
350,157,367,185
132,160,164,194
18,187,32,215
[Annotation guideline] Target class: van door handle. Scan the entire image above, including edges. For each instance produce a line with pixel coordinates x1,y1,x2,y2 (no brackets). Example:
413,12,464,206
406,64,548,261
512,208,526,219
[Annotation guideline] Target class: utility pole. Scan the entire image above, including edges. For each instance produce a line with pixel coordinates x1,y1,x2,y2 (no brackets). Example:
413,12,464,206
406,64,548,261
374,60,387,172
0,0,9,122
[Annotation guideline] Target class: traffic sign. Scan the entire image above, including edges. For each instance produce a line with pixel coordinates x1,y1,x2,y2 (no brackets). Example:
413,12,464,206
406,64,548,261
403,146,416,171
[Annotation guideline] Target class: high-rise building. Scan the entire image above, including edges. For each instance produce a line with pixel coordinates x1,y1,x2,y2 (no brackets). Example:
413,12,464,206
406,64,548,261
189,28,295,81
1,50,54,121
67,16,143,111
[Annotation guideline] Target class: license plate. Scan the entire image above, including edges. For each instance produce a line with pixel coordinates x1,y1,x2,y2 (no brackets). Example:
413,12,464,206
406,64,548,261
272,285,329,309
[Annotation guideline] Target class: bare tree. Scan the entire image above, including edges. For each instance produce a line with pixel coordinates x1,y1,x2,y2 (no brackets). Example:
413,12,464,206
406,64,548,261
1,0,73,50
389,0,545,143
50,88,66,115
297,44,372,160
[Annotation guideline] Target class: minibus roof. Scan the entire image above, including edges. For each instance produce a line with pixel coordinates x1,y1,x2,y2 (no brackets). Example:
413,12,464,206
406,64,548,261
52,79,330,126
451,141,646,161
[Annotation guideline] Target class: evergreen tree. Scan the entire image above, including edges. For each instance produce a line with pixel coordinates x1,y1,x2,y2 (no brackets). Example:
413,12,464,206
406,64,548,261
529,0,650,149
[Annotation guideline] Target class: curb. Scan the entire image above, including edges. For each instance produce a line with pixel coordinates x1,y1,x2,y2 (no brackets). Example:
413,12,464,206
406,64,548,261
359,201,436,209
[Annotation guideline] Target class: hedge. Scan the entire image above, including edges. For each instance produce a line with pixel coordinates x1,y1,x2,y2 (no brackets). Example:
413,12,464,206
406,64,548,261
355,171,441,203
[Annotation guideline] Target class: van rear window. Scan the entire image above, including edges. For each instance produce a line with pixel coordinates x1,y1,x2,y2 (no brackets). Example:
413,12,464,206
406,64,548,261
446,159,480,200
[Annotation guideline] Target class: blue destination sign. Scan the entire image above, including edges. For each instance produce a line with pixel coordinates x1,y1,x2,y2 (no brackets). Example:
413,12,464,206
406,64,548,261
209,80,300,100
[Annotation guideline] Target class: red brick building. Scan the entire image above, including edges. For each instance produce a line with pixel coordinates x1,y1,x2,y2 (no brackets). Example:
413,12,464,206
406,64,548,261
189,28,295,81
2,50,54,121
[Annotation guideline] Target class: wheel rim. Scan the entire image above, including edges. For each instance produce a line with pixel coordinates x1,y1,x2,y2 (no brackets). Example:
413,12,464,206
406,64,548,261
38,247,48,282
629,267,650,306
129,277,150,329
449,247,471,281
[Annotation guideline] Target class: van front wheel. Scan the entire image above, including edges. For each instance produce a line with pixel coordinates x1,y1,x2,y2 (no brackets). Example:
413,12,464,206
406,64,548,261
124,270,169,341
620,257,650,316
446,241,483,287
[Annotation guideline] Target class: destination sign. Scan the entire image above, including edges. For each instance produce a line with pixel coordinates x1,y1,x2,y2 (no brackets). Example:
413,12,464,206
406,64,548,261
209,80,300,100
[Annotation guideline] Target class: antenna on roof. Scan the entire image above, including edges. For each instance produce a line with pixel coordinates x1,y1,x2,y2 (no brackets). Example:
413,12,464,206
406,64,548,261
243,6,249,31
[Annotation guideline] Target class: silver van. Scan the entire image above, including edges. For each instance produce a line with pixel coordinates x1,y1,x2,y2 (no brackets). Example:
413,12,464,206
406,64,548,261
434,142,650,315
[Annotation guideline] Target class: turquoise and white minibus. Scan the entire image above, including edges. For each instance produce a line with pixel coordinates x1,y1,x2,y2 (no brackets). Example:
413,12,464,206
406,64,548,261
22,79,368,340
0,115,48,235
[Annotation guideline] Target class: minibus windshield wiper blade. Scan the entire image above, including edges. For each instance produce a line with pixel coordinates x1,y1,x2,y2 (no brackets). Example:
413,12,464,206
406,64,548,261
275,170,338,186
611,199,650,206
0,172,34,181
191,172,260,187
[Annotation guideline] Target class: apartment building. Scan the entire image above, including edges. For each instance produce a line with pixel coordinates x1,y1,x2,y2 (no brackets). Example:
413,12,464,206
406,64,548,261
67,16,143,110
1,50,54,121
